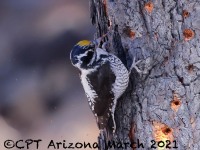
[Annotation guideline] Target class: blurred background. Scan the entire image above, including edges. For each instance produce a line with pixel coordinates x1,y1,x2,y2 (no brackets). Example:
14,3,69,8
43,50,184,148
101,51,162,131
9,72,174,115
0,0,99,149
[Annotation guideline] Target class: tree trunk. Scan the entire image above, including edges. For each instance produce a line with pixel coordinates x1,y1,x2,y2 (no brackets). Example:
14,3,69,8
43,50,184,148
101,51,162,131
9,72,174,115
90,0,200,149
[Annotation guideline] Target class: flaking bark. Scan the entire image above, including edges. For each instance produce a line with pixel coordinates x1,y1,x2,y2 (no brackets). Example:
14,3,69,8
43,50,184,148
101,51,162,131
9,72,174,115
90,0,200,149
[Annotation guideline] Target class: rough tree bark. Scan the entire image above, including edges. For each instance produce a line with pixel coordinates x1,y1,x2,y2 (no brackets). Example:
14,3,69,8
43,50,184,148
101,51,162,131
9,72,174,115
90,0,200,149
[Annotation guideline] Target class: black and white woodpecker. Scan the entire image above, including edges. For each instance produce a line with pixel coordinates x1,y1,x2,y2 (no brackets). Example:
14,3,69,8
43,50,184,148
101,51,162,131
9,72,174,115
70,38,140,133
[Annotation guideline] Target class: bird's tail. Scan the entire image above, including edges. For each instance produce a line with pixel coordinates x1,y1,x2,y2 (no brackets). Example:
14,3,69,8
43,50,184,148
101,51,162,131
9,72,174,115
97,116,108,130
97,115,115,133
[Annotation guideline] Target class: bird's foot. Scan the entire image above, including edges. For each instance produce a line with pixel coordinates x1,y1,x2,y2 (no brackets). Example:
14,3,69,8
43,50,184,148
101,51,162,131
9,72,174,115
129,57,142,75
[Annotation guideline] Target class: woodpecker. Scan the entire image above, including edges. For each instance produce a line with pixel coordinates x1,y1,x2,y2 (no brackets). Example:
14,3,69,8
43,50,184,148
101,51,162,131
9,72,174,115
70,38,140,133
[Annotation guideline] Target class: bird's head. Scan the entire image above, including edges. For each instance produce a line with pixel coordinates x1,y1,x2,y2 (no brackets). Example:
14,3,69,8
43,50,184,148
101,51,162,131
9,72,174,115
70,40,96,69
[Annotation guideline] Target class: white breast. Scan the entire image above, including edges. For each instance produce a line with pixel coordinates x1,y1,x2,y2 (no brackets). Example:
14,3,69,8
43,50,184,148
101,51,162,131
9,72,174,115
80,69,97,108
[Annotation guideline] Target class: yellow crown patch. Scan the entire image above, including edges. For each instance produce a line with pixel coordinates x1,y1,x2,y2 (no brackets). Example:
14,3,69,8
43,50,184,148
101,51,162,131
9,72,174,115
77,40,91,47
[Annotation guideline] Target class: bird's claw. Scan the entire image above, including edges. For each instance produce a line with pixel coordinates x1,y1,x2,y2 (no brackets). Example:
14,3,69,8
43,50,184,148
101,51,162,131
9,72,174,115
129,57,142,75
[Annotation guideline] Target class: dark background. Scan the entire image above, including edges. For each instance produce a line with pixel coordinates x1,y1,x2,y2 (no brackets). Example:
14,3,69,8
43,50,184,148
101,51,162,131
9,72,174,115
0,0,99,148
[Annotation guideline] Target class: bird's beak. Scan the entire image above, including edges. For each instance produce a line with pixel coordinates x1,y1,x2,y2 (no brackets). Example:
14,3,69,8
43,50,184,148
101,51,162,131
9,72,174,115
92,37,102,48
92,32,109,46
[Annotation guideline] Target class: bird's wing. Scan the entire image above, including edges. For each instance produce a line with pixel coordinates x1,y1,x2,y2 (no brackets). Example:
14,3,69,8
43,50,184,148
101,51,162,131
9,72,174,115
86,61,116,116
